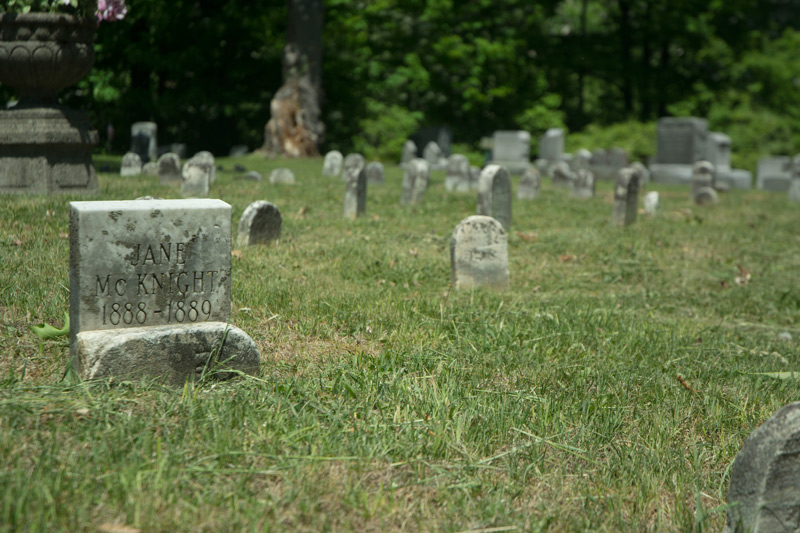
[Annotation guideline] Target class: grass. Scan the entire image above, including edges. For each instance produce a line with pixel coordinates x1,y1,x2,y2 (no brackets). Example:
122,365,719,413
1,153,799,532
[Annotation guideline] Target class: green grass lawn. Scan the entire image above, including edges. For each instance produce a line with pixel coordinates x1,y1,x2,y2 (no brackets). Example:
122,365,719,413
1,155,799,532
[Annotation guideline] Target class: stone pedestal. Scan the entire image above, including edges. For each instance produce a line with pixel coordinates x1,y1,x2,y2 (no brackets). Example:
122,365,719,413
0,106,98,194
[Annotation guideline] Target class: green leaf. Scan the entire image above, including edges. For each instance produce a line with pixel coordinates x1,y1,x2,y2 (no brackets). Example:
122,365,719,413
31,313,69,340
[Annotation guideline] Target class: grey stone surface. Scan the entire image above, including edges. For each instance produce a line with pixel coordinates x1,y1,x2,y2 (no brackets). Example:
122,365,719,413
539,128,564,161
644,191,660,216
572,168,595,199
706,132,732,170
157,153,182,184
552,161,574,188
612,168,640,226
322,150,343,177
630,161,650,184
477,164,512,230
401,158,429,205
343,157,367,219
450,215,509,291
365,161,385,185
242,170,262,181
517,166,541,200
591,148,629,180
181,160,211,198
656,117,708,165
69,199,232,361
191,151,216,183
342,153,366,181
269,168,296,184
142,162,158,176
572,148,592,170
131,122,158,163
237,200,281,246
121,152,143,177
445,154,470,192
401,140,417,167
423,141,445,170
0,107,99,194
694,186,719,205
757,156,791,191
691,160,715,200
491,130,530,174
76,322,260,386
789,179,800,203
724,402,800,533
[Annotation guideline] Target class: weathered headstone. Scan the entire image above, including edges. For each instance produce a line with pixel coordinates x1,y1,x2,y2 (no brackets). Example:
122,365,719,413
343,156,367,219
69,199,259,384
572,148,592,170
237,201,281,246
612,168,640,226
131,122,158,163
450,215,509,291
706,132,731,170
491,130,530,174
517,166,541,200
120,152,143,177
552,161,574,188
691,160,716,204
322,150,344,177
724,402,800,533
242,170,262,181
181,159,211,198
630,161,650,184
401,158,429,205
477,164,512,230
757,156,792,192
142,162,158,176
445,154,470,192
342,153,366,181
157,153,182,184
539,128,564,161
190,151,216,183
269,168,296,184
423,141,444,170
643,191,660,216
572,168,595,199
365,161,385,185
401,140,417,167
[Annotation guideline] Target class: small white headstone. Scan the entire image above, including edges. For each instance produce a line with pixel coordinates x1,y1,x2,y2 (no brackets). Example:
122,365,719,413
445,154,470,192
643,191,660,216
572,168,595,199
450,215,509,290
322,150,344,177
269,168,296,185
517,166,541,200
191,151,216,183
157,153,181,184
120,152,143,177
477,164,512,230
423,141,443,169
365,161,385,185
401,158,429,205
181,159,211,198
237,201,281,246
342,153,366,181
401,140,417,167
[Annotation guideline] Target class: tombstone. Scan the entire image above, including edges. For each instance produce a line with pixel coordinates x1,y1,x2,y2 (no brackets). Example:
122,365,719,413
643,191,660,216
157,153,181,184
269,168,296,185
365,161,385,185
322,150,344,177
552,161,574,188
342,153,366,181
612,168,640,226
757,156,792,192
242,170,262,181
120,152,142,177
724,402,800,533
491,130,531,174
539,128,565,161
229,145,248,157
343,156,367,219
691,161,716,201
410,126,452,159
142,162,158,176
630,161,650,184
572,168,595,199
706,132,731,170
423,141,444,170
477,164,512,230
401,140,417,167
181,159,211,198
237,201,281,247
68,199,260,385
517,166,541,200
468,166,481,191
450,215,509,291
572,148,592,170
190,151,216,183
130,122,158,163
445,154,470,192
401,158,429,205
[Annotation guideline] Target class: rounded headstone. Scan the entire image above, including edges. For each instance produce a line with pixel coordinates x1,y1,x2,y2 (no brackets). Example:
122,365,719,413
445,154,470,192
237,201,282,247
365,161,385,185
191,151,216,183
269,168,296,184
517,166,541,200
322,150,344,177
120,152,143,177
181,160,211,198
342,153,366,181
477,164,512,230
401,158,430,205
450,215,509,291
157,152,181,184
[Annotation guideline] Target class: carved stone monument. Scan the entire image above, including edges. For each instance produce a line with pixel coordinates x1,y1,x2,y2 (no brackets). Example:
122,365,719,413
477,164,512,230
450,215,509,291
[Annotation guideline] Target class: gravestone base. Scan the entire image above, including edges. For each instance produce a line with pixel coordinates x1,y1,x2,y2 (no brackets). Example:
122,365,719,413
716,168,752,190
0,106,98,194
76,322,260,386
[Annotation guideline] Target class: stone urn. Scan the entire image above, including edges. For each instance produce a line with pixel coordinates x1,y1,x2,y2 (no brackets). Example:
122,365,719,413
0,13,99,194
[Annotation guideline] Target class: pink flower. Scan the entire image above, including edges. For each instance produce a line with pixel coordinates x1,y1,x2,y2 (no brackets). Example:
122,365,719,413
96,0,127,22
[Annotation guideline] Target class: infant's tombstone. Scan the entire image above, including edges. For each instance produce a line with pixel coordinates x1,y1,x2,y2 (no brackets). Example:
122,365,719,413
401,158,429,205
181,159,211,198
477,164,512,230
612,167,640,226
401,140,417,167
552,161,574,188
517,166,541,200
157,152,181,184
237,201,281,246
691,161,717,205
724,402,800,533
120,152,142,177
343,154,367,218
445,154,470,192
423,141,443,169
68,199,260,385
191,151,216,183
365,161,385,185
450,215,509,291
644,191,660,216
539,128,564,161
269,168,296,185
342,153,366,181
131,122,158,163
491,130,530,174
322,150,343,177
572,169,595,199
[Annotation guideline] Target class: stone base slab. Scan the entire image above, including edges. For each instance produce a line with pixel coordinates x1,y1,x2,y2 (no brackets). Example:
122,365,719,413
75,322,260,385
